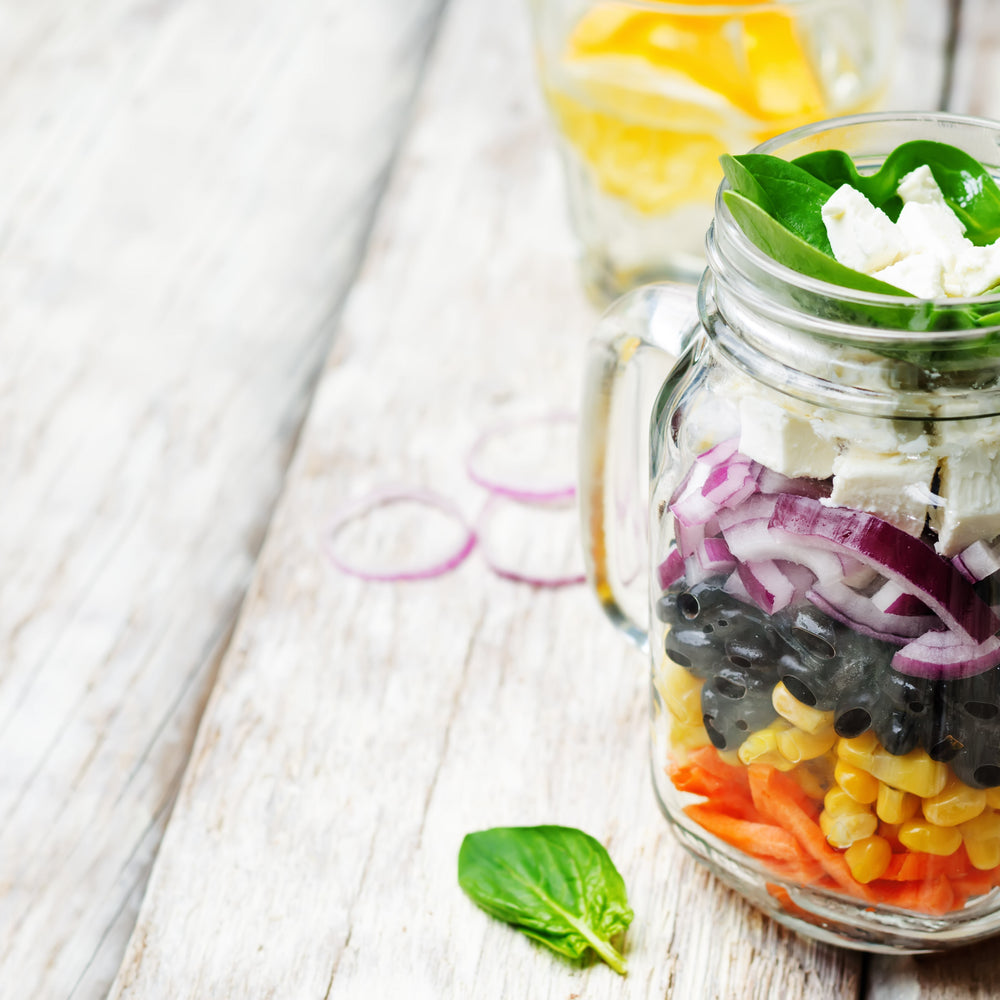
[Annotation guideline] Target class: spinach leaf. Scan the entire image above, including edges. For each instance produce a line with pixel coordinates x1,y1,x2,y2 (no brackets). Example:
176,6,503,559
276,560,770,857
786,148,904,221
719,153,775,213
722,153,835,253
721,190,908,298
794,140,1000,243
458,825,633,975
721,140,1000,333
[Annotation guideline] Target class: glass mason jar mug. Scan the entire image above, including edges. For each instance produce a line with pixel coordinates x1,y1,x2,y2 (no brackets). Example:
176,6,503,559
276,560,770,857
581,112,1000,952
526,0,900,303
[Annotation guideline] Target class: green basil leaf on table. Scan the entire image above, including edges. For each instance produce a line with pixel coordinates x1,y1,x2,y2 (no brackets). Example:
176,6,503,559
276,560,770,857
457,825,633,975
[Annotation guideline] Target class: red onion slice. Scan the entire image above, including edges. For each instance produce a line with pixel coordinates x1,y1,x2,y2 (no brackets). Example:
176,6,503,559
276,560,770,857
720,503,852,586
466,412,577,502
724,569,754,604
953,538,1000,583
684,536,736,585
767,494,1000,643
736,558,798,614
658,547,685,589
670,439,752,526
808,582,935,644
674,514,721,560
324,487,476,582
475,494,585,587
872,581,932,618
892,630,1000,679
701,457,759,509
755,466,833,500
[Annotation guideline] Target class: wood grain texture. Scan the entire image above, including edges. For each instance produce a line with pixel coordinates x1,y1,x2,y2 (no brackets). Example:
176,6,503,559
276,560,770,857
99,0,980,996
5,0,985,996
948,0,1000,117
0,1,444,997
891,0,952,110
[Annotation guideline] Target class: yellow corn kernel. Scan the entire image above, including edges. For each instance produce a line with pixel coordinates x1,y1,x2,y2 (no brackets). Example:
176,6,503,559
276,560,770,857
717,748,742,768
777,725,836,764
670,720,711,753
922,776,987,827
965,838,1000,872
824,786,874,819
821,809,879,848
898,819,963,857
656,662,703,726
738,720,796,771
960,810,1000,871
794,753,836,800
875,782,919,825
845,835,893,884
771,681,836,735
837,736,947,798
878,821,902,850
834,760,879,805
985,787,1000,811
960,809,1000,841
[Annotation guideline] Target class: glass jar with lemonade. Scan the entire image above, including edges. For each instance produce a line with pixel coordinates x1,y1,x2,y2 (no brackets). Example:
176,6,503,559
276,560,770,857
528,0,901,303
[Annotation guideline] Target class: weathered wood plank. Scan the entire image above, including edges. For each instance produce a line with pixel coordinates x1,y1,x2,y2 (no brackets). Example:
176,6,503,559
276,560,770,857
946,0,1000,117
0,1,444,997
892,0,952,110
97,0,978,995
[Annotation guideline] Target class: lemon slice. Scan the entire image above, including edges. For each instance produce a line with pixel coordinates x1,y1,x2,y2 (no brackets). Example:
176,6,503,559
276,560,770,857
547,1,828,213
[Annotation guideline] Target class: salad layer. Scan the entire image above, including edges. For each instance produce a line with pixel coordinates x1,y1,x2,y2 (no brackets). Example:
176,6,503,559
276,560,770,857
658,436,1000,915
660,136,1000,922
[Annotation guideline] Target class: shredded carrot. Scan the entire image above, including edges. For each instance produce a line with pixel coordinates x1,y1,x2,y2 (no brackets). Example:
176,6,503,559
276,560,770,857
875,876,955,915
687,745,752,790
882,853,948,882
882,849,975,883
684,804,802,861
671,763,726,797
669,747,762,820
748,762,821,820
673,749,1000,915
950,868,995,906
747,765,873,900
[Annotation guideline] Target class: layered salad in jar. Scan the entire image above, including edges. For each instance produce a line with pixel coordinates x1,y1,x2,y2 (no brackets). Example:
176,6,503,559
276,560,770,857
655,139,1000,923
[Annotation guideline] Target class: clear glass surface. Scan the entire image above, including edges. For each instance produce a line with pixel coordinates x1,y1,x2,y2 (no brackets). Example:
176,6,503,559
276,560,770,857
582,112,1000,951
528,0,901,304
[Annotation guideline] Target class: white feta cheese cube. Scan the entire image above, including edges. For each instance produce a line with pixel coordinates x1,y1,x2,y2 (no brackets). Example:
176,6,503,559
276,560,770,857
895,200,970,257
934,444,1000,556
811,409,928,455
825,448,937,537
949,242,1000,297
820,164,1000,300
871,251,947,298
821,184,906,273
897,165,954,208
738,393,836,479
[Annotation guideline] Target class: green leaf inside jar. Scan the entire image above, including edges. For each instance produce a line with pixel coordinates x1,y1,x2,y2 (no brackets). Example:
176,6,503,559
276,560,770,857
719,140,1000,337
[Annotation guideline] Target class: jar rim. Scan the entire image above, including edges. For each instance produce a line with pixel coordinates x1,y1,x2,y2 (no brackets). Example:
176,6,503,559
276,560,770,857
711,110,1000,344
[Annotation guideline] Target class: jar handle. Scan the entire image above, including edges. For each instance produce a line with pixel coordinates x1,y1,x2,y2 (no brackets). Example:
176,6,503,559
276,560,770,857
579,282,700,652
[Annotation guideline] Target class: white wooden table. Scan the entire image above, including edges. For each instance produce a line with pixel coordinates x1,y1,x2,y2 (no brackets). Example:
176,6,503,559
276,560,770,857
3,0,1000,997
